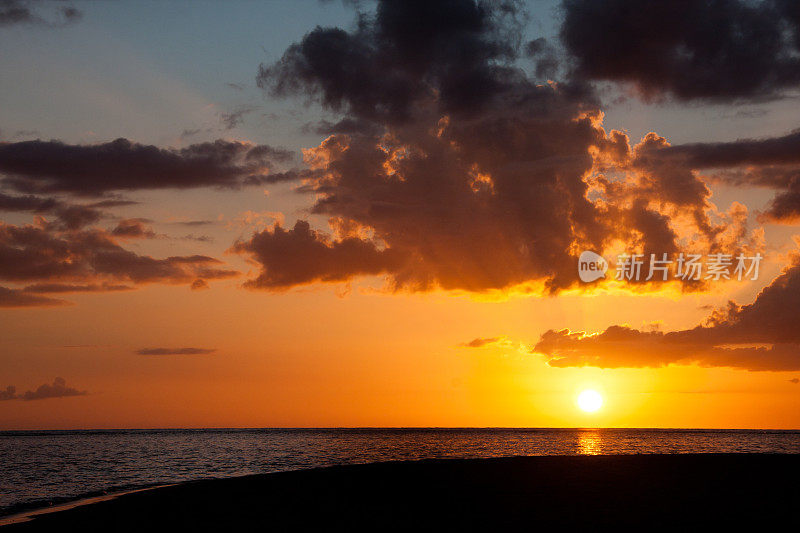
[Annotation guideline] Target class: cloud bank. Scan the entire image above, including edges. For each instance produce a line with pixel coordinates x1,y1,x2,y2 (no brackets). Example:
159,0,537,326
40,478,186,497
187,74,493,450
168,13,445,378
238,0,753,294
0,219,239,306
533,256,800,371
561,0,800,102
0,138,292,195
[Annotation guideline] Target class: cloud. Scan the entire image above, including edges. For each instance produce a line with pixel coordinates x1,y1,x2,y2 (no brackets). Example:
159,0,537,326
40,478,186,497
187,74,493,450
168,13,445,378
219,105,258,130
259,0,526,123
87,198,139,209
461,337,503,348
0,192,104,230
0,221,239,304
641,130,800,173
459,336,518,349
173,220,215,227
21,377,86,400
0,0,81,27
790,378,800,384
1,377,88,401
761,180,800,223
231,220,403,290
0,138,293,195
463,337,502,348
180,128,204,139
182,234,213,243
22,282,134,293
560,0,800,102
631,129,800,223
136,347,216,355
0,192,57,213
190,278,210,290
243,0,755,294
0,285,67,307
111,218,157,239
533,256,800,371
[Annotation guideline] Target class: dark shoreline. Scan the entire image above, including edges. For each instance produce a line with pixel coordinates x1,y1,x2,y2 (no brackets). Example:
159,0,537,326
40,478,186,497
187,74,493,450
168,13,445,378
0,482,172,523
4,454,800,531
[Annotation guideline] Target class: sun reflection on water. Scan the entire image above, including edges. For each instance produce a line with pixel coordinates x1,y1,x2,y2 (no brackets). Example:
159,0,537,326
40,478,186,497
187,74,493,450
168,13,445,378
578,429,603,455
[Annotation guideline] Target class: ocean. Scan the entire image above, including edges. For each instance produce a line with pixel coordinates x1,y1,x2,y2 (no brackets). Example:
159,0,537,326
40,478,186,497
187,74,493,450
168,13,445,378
2,428,799,516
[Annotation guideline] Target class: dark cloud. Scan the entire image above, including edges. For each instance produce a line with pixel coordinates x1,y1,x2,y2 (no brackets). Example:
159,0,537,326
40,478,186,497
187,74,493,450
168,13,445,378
259,0,526,124
632,129,800,223
0,191,58,211
0,138,293,195
219,105,258,130
258,168,325,185
136,347,216,355
0,377,89,401
53,204,104,230
22,282,134,293
645,130,800,171
243,0,755,294
0,221,239,301
0,0,81,27
173,220,215,227
86,198,139,209
524,37,559,79
61,7,80,23
762,180,800,223
18,377,86,400
231,220,403,290
461,337,502,348
111,218,157,239
182,234,213,243
0,285,67,307
0,192,103,230
560,0,800,102
180,128,204,139
790,378,800,384
533,257,800,371
190,278,210,291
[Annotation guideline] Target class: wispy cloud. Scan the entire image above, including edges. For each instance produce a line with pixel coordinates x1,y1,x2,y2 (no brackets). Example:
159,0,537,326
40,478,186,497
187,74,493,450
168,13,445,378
0,286,68,307
219,105,258,130
136,347,217,356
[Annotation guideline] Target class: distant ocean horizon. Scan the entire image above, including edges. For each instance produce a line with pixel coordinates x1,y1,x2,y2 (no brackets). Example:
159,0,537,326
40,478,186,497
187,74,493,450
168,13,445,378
3,428,799,517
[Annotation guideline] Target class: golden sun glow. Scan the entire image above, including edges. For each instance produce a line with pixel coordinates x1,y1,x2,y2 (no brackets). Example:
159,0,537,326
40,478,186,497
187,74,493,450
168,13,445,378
577,389,603,413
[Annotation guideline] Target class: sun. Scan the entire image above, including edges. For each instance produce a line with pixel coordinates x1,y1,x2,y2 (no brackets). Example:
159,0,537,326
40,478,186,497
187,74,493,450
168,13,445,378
577,389,603,413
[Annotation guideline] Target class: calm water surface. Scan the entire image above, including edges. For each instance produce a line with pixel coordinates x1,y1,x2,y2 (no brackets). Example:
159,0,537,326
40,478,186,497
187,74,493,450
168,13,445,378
2,428,799,515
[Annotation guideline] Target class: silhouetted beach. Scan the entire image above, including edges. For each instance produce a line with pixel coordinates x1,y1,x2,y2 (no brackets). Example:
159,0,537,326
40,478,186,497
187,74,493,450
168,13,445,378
4,454,799,531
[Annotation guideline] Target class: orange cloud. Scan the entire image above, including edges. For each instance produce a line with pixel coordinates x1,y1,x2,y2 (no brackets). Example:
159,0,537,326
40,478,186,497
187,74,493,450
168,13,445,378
533,256,800,371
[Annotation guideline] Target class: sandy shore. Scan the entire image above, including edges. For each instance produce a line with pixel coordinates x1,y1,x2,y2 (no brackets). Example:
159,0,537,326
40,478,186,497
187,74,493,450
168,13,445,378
3,454,799,531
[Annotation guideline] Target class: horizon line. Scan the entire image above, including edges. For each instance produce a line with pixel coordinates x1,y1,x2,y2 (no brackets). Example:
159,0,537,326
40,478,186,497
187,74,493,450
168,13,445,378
3,426,800,432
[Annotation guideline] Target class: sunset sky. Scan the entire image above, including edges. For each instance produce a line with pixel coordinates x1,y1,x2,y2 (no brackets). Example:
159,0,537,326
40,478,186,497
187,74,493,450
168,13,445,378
2,0,800,430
